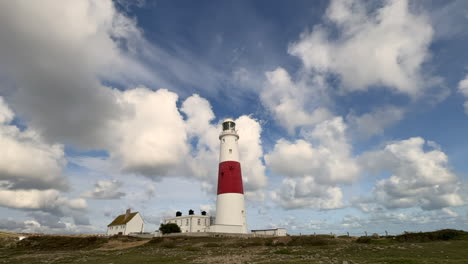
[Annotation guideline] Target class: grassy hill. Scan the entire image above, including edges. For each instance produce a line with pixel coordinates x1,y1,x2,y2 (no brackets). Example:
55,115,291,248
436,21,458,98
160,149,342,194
1,229,467,263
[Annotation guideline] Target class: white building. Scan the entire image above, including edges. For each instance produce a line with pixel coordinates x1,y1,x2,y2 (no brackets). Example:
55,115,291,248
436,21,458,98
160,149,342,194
107,209,145,235
164,210,214,233
251,228,287,237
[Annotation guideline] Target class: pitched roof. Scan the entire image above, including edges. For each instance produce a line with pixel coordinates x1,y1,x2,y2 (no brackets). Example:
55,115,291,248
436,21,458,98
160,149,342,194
107,212,138,227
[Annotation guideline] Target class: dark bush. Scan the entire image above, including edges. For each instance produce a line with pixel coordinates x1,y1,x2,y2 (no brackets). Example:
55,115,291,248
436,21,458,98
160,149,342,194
395,229,467,243
356,236,372,244
159,223,181,234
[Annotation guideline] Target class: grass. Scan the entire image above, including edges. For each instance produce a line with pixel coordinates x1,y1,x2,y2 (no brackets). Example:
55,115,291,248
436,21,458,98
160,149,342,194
0,229,467,263
274,248,292,254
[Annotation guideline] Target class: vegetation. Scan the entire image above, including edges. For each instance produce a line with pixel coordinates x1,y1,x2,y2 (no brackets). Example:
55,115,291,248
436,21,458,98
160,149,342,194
159,223,181,234
0,229,467,263
395,229,467,242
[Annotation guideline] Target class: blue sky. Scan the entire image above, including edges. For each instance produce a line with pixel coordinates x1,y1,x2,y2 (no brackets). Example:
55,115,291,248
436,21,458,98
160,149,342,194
0,0,468,235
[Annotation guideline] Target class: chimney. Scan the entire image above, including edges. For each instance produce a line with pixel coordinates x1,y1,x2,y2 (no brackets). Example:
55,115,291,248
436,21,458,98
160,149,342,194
125,209,131,219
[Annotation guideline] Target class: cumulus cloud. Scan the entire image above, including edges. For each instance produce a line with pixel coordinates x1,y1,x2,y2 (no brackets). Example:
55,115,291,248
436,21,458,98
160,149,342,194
0,217,98,234
267,117,359,209
0,1,266,199
360,137,465,210
81,180,125,200
341,208,468,234
236,116,267,192
0,0,154,148
0,97,87,223
267,117,359,185
289,0,435,96
261,67,332,133
347,105,405,138
110,88,189,177
271,177,344,209
0,189,86,212
0,97,67,191
458,75,468,114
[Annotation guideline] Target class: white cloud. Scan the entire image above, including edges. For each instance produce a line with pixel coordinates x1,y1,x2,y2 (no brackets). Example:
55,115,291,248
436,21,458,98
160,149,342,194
341,208,468,234
81,180,125,200
0,0,153,148
458,75,468,114
0,189,86,211
347,105,405,138
0,97,14,124
0,97,67,190
288,0,435,96
0,97,87,219
0,217,99,234
236,116,267,192
271,177,344,209
267,117,359,209
459,75,468,97
261,67,332,132
360,137,465,210
267,117,359,185
110,88,189,177
65,92,267,199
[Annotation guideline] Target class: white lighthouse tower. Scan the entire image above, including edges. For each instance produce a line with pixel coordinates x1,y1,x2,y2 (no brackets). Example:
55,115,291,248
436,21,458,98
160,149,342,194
209,118,247,234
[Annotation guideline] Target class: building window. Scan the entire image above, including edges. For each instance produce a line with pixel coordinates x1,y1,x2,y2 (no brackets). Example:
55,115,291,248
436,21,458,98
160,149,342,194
197,219,201,225
229,149,232,154
205,219,207,226
186,219,189,226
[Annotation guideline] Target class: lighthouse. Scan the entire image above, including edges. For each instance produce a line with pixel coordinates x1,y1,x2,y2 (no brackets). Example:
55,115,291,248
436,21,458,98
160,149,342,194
210,118,247,234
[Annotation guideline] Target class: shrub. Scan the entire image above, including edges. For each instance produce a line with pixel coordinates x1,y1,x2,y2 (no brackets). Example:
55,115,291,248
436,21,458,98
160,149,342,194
356,236,372,244
395,229,466,243
159,223,181,234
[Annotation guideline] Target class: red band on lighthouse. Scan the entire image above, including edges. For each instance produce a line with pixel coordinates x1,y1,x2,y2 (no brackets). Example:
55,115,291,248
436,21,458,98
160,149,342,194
217,161,244,195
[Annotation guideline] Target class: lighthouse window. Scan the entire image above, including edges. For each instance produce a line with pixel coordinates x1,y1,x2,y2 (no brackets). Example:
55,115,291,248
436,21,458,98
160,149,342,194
229,149,232,154
223,122,230,131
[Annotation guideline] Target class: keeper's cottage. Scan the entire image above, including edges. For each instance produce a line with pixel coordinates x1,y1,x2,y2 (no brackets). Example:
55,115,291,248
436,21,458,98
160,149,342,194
107,209,144,235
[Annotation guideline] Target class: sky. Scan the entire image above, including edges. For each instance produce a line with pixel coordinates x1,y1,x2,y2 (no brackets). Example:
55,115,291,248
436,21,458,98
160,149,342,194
0,0,468,236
